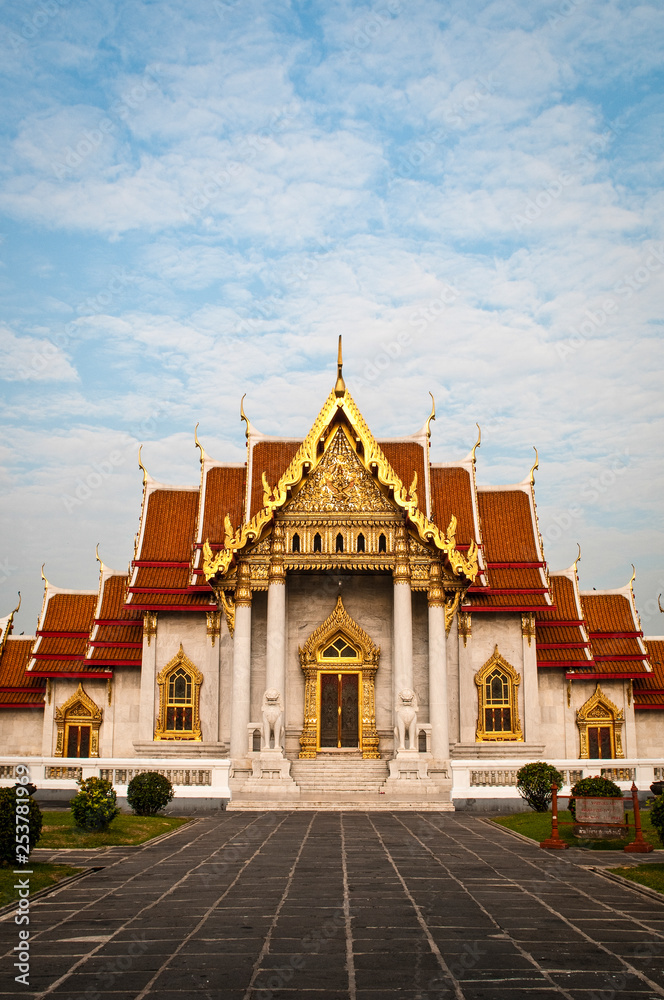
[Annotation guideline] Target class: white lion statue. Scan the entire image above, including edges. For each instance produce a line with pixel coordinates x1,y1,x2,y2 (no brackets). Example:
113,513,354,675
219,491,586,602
395,689,418,751
261,688,283,750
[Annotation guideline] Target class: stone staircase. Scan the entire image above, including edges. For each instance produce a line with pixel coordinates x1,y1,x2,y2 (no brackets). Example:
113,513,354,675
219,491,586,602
227,754,454,810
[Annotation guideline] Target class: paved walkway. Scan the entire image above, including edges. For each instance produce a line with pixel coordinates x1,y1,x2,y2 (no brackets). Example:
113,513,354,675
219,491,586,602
2,811,664,999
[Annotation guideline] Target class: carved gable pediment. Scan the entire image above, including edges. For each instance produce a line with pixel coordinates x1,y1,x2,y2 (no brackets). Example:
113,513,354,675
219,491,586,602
287,427,395,515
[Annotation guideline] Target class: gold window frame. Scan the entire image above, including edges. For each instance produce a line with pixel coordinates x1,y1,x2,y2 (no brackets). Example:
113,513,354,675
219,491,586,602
154,644,203,741
54,683,103,758
475,646,523,742
576,684,624,759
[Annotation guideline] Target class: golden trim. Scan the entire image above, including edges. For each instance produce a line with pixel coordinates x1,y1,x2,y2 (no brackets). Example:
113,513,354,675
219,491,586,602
269,521,286,584
576,684,624,759
218,590,235,636
234,560,252,607
203,385,479,585
521,612,536,646
143,611,157,646
299,596,380,759
154,644,203,741
444,592,460,633
428,561,445,609
458,610,472,646
474,646,523,742
206,611,221,646
54,683,103,758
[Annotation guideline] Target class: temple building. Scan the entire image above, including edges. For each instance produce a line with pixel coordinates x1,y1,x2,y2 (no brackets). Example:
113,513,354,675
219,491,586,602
1,344,662,809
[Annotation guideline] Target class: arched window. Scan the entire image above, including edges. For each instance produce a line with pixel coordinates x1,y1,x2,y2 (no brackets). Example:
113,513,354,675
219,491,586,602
357,533,365,552
313,532,322,552
336,532,344,552
577,684,624,759
475,647,522,742
378,533,387,553
54,684,103,758
292,532,300,553
155,645,203,741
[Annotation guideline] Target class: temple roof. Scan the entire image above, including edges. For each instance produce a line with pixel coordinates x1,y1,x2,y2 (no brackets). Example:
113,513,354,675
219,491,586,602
87,563,142,668
535,567,593,669
0,637,44,707
571,585,651,679
28,584,102,677
634,639,664,708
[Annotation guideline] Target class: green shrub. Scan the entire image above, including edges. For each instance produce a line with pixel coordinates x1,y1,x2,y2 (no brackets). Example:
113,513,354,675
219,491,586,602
650,794,664,846
70,777,120,831
0,787,43,865
516,762,565,812
569,775,622,819
127,772,174,816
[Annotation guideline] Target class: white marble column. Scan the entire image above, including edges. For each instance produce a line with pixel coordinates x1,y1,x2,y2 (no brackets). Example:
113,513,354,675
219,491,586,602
428,564,450,761
230,561,252,760
265,523,286,749
521,612,541,742
393,522,414,727
137,612,158,742
457,610,476,745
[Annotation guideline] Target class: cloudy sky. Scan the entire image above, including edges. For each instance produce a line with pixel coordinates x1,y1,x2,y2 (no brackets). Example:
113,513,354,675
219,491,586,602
1,0,663,634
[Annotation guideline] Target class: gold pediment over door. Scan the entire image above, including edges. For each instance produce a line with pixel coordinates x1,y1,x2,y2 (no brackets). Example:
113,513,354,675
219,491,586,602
287,426,395,515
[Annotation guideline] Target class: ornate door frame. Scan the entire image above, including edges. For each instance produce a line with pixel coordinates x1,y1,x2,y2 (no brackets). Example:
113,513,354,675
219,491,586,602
299,596,380,759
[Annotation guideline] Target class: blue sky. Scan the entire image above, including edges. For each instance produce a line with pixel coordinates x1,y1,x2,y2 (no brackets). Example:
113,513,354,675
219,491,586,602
1,0,663,633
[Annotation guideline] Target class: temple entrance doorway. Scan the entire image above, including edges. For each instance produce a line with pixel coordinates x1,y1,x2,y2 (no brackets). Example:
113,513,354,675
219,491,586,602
319,672,360,749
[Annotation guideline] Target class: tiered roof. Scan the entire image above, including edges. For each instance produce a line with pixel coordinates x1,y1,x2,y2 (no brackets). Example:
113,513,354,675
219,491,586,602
87,563,142,669
578,587,651,679
634,639,664,708
535,567,592,669
28,583,101,678
0,603,44,708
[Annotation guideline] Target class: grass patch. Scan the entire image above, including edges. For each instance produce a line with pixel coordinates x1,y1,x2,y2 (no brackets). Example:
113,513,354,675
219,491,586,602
0,863,82,908
609,863,664,894
36,811,189,849
493,808,662,851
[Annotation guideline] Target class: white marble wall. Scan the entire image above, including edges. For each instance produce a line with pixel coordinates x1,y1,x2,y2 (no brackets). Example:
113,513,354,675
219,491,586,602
412,591,429,724
110,668,141,756
537,669,568,758
0,709,44,755
635,711,664,758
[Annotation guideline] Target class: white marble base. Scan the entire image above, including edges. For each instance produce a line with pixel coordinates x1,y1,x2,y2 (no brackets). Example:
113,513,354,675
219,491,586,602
232,749,300,800
381,750,453,801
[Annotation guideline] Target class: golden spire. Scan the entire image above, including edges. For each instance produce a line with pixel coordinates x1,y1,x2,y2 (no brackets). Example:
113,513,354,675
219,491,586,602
471,423,481,463
240,394,252,440
529,446,539,485
334,335,346,397
425,392,436,438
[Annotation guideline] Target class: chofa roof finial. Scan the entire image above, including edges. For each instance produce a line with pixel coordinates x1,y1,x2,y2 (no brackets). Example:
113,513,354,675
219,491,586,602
334,335,346,398
529,446,539,485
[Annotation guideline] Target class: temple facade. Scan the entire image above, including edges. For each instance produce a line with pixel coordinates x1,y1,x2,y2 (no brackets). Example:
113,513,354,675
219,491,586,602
1,348,662,809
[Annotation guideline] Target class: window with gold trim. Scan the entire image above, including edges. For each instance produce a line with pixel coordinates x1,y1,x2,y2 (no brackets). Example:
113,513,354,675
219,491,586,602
155,644,203,741
475,646,523,742
576,684,624,759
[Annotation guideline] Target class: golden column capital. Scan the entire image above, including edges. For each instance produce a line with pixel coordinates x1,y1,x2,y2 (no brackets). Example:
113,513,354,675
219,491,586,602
428,561,445,608
393,520,411,585
234,560,253,607
269,520,286,585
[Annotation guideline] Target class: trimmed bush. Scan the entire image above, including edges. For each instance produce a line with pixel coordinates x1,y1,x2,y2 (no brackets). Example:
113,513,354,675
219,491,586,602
569,775,622,819
516,762,565,812
127,772,174,816
0,787,43,865
70,777,120,831
650,794,664,846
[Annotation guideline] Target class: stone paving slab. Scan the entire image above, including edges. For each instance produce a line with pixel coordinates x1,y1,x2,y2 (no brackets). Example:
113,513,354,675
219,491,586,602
1,811,664,999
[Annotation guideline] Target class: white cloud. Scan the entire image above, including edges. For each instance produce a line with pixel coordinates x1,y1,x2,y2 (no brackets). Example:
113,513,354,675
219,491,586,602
0,325,78,382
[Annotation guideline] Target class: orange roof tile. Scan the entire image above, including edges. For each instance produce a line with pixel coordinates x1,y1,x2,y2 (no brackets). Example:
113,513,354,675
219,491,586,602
634,639,664,700
250,441,300,519
0,638,40,690
535,575,592,666
139,489,199,562
31,592,102,675
201,466,245,542
477,490,540,562
40,592,97,634
88,573,142,667
379,442,426,501
430,467,477,547
581,593,638,634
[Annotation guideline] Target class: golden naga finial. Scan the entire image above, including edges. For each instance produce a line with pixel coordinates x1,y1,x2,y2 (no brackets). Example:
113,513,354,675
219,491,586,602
573,542,581,573
629,563,636,588
262,471,273,508
408,471,418,503
529,446,539,485
95,543,102,566
138,445,150,487
9,592,21,623
240,394,252,440
41,563,48,588
425,392,436,439
471,423,481,463
194,422,207,464
334,335,346,398
658,594,663,614
223,514,235,550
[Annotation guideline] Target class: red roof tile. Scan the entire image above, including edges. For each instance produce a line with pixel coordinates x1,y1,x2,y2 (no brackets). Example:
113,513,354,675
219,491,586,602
250,441,300,519
138,489,199,562
430,467,477,547
634,639,664,703
30,592,101,676
379,442,426,501
576,593,650,677
200,465,245,542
